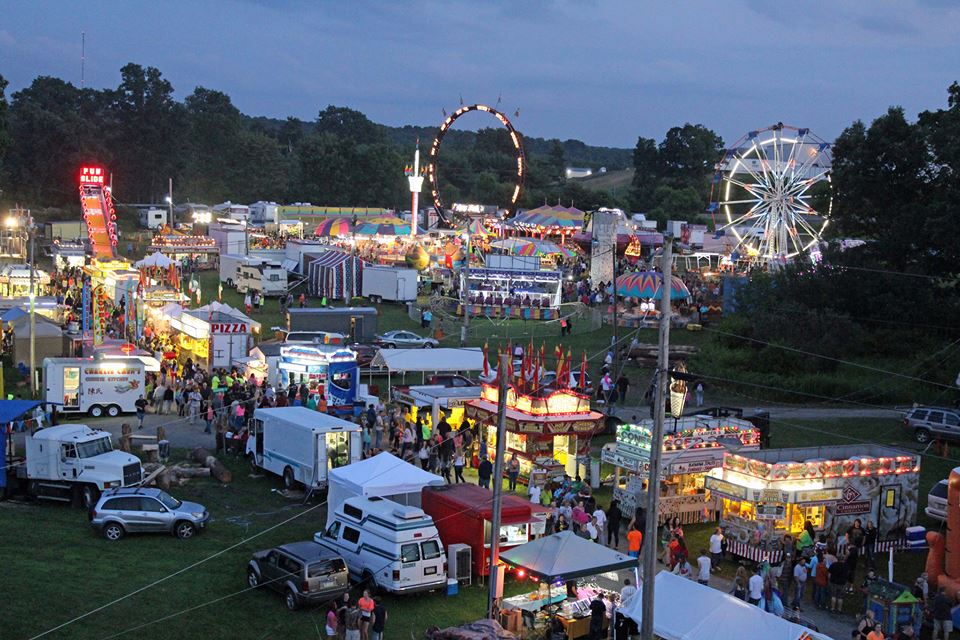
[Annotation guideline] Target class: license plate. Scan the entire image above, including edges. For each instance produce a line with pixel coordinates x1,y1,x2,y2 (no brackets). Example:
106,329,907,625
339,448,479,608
425,566,437,575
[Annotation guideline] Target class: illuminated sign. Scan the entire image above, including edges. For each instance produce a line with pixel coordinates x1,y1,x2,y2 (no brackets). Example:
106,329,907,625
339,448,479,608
210,323,248,333
793,488,842,504
80,166,106,185
704,476,747,500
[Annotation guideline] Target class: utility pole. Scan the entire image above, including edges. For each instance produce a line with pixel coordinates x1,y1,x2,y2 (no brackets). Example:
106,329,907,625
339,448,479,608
487,352,510,618
639,234,673,640
460,231,471,346
610,246,618,402
167,178,174,228
28,212,37,396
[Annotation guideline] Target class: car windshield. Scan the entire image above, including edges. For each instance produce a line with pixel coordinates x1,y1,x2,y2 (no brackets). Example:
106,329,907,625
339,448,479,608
157,491,182,510
75,436,113,458
931,482,949,499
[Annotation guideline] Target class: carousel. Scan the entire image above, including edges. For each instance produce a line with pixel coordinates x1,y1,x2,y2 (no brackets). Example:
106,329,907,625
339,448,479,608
134,252,189,307
464,348,603,485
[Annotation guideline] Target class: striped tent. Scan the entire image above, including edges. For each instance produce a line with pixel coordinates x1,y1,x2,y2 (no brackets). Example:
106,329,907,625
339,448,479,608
355,215,411,236
615,271,690,300
307,250,367,300
314,217,353,237
512,205,585,233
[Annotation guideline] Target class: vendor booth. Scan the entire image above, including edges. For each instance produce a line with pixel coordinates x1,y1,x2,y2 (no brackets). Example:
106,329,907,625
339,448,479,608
423,484,538,577
464,383,604,483
276,344,360,413
602,416,760,524
618,571,831,640
392,385,481,433
306,250,366,301
167,302,259,370
498,531,636,639
370,348,485,396
149,232,218,269
459,267,561,320
326,452,443,528
0,264,51,298
51,241,87,270
705,444,920,563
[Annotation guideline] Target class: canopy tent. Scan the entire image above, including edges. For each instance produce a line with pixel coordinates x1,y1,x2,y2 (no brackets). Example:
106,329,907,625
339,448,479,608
499,531,636,582
460,219,492,238
511,205,585,234
370,348,484,373
0,400,46,489
615,271,691,300
326,452,444,527
306,250,366,300
354,216,411,236
490,238,576,258
618,571,832,640
1,307,27,323
134,251,177,269
314,217,352,238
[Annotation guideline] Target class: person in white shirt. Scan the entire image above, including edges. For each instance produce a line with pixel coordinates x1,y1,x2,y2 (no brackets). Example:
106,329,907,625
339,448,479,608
592,507,607,545
748,567,765,605
585,517,599,542
673,558,694,580
620,578,637,603
528,484,541,504
709,528,724,572
696,549,711,585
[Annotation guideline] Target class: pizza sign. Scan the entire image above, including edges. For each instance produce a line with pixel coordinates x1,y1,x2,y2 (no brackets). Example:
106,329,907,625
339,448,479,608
210,323,248,334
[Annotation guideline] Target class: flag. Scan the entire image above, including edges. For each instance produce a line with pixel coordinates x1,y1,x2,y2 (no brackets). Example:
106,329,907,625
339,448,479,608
563,349,573,388
442,107,447,117
579,352,588,391
556,349,566,385
482,342,489,378
218,282,223,301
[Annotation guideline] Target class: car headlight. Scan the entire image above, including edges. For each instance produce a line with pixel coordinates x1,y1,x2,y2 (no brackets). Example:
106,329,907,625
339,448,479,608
192,512,206,519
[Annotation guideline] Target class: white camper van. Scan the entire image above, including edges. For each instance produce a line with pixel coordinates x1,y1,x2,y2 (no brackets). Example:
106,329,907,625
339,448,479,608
247,407,361,491
315,496,447,594
237,261,288,296
44,357,146,417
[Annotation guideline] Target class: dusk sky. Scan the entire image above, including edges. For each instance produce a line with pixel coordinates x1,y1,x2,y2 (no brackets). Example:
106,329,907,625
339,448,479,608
2,1,959,148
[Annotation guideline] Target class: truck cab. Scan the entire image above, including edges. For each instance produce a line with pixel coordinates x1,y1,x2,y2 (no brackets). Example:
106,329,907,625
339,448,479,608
23,425,143,508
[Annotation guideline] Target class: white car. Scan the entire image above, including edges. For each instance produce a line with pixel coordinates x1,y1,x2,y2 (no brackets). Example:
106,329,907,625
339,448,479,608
926,480,948,522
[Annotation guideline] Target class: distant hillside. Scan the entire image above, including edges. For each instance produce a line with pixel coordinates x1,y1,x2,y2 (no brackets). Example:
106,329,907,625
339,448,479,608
246,116,633,170
570,167,635,191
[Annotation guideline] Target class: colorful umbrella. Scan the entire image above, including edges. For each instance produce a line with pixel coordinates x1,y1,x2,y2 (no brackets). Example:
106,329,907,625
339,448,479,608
355,215,411,236
314,217,352,237
615,271,690,300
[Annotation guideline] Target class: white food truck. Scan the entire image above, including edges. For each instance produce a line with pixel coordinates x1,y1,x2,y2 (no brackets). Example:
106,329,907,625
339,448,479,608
361,266,418,303
246,407,361,491
43,357,146,418
237,261,288,296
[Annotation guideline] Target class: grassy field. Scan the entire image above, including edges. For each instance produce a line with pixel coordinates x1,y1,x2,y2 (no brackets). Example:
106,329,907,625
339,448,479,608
1,452,531,640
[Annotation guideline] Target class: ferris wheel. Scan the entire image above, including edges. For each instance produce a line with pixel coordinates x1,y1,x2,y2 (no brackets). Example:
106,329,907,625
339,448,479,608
708,123,832,266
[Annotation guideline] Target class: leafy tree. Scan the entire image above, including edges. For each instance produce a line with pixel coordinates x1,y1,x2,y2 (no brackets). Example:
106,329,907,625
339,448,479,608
315,106,383,145
296,132,355,204
631,136,659,210
181,87,243,201
647,185,702,226
547,139,565,182
657,123,723,191
0,73,9,183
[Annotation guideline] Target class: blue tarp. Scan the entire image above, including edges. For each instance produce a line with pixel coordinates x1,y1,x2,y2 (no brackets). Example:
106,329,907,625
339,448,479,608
1,307,28,322
0,400,44,489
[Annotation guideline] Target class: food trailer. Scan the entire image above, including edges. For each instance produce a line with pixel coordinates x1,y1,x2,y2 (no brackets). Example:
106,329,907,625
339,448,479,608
459,267,562,320
167,303,259,370
602,416,761,524
43,356,146,417
464,383,604,483
423,483,537,576
392,385,481,433
276,344,360,414
705,444,920,562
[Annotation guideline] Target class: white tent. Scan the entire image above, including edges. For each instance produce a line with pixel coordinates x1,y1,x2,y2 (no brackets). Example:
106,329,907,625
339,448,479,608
135,251,176,269
326,452,444,527
618,572,833,640
370,348,484,373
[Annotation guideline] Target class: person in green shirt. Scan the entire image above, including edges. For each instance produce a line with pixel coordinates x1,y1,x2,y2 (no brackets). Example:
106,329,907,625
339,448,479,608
211,374,220,392
306,393,318,411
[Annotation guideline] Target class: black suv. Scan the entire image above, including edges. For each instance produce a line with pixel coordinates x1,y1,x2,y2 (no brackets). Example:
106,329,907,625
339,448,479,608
247,541,349,610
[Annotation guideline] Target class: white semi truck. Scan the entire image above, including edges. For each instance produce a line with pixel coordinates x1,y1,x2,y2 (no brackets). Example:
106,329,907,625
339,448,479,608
7,425,143,508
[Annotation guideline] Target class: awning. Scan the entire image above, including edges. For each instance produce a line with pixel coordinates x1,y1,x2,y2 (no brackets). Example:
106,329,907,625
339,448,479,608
499,531,636,582
617,571,832,640
370,348,484,373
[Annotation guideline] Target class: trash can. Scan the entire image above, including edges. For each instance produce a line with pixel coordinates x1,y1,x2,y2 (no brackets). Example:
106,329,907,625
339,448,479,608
446,578,459,596
590,458,601,489
158,439,170,462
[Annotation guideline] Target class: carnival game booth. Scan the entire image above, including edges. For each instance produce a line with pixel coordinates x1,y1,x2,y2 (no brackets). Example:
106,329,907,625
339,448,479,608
167,302,260,370
618,571,832,640
148,232,218,269
326,451,444,528
464,383,604,483
497,531,637,639
459,267,562,320
393,385,481,433
276,343,360,414
0,264,51,298
423,484,538,577
705,444,920,563
307,250,366,302
602,417,761,524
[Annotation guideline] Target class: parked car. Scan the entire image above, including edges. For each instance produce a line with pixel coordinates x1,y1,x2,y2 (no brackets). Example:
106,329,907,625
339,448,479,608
426,374,477,388
926,479,949,522
349,343,379,367
89,488,209,541
247,541,350,610
541,370,594,396
374,330,439,349
903,406,960,444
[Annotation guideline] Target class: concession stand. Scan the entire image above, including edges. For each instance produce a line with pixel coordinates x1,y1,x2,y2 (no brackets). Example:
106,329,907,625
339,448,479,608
602,416,760,524
276,344,360,413
167,302,259,370
423,484,537,577
705,444,920,563
149,233,219,269
459,267,562,321
464,383,604,483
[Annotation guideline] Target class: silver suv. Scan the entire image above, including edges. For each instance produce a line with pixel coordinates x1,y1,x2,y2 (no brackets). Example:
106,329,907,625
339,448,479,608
247,541,350,610
903,406,960,444
89,488,210,541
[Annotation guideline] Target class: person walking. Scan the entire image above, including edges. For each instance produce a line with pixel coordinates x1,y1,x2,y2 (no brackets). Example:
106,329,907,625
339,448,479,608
507,453,520,492
588,593,606,640
370,598,387,640
696,549,711,585
791,557,808,610
627,525,642,558
932,587,954,640
135,395,147,430
606,500,622,548
694,381,704,407
477,455,492,489
709,527,724,572
592,504,607,546
325,602,339,640
731,565,748,600
453,447,466,483
357,590,375,640
748,566,764,606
